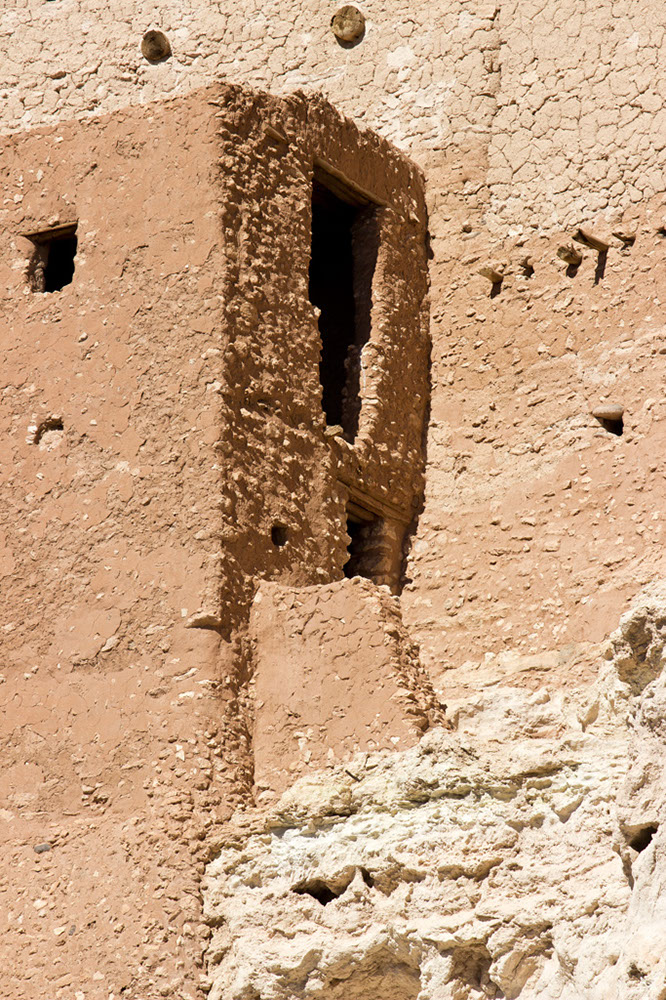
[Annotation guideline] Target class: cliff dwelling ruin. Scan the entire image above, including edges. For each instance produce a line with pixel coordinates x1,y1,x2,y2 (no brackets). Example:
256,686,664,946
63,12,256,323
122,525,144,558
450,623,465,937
2,3,666,1000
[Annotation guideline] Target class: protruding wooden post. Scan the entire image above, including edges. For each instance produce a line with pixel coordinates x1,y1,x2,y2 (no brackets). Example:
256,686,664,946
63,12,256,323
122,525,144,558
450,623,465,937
557,244,583,267
572,228,610,253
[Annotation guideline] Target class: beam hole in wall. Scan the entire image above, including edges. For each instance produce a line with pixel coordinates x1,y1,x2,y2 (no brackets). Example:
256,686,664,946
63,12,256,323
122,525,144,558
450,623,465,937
271,523,289,547
600,415,623,436
309,166,379,441
26,224,78,293
34,416,64,449
594,413,624,436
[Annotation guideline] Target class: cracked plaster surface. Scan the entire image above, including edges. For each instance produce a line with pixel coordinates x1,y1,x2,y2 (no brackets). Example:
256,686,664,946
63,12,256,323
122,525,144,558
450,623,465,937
4,3,666,230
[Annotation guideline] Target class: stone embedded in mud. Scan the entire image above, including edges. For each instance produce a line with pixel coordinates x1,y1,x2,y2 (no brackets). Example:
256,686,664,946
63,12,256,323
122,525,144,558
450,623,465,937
592,403,624,422
331,6,366,43
141,30,171,63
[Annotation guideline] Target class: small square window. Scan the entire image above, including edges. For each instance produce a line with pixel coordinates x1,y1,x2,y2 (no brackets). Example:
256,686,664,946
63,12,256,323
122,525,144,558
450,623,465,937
26,223,78,293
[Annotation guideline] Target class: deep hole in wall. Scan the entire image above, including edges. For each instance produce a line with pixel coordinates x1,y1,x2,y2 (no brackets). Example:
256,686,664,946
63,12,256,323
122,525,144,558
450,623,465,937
27,224,78,292
628,824,658,853
34,416,64,444
597,415,623,436
292,870,355,905
44,235,77,291
344,507,381,582
309,168,378,440
271,523,289,547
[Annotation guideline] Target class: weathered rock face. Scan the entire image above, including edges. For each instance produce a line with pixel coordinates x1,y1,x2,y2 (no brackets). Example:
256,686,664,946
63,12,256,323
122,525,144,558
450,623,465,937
203,586,666,999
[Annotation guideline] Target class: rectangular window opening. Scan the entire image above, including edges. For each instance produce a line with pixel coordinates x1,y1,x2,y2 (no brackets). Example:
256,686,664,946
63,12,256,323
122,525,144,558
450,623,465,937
26,223,78,293
309,166,379,441
344,505,381,583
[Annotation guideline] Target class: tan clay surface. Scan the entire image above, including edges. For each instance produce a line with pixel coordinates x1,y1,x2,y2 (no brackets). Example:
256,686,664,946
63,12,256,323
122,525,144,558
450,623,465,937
3,2,666,998
250,578,445,798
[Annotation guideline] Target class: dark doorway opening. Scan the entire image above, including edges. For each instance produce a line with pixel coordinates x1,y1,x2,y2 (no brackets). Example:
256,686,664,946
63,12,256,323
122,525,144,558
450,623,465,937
27,224,78,293
344,506,381,582
309,167,378,440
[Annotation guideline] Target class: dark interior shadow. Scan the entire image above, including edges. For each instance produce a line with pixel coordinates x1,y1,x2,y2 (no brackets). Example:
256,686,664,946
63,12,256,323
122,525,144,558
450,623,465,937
594,250,607,285
334,28,365,48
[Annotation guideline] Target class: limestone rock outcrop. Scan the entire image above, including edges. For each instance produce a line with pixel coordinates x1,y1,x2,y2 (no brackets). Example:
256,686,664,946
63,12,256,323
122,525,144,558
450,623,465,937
203,585,666,1000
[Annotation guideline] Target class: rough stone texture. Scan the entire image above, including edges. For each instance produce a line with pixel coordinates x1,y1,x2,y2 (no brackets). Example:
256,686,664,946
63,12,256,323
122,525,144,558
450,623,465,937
250,578,446,798
204,585,666,1000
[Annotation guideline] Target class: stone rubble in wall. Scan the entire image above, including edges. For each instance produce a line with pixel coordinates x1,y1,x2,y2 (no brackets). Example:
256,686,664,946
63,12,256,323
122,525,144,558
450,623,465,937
203,582,666,1000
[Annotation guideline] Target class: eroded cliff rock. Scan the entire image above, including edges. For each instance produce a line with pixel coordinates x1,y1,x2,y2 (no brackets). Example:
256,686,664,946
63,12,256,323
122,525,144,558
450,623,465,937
203,586,666,999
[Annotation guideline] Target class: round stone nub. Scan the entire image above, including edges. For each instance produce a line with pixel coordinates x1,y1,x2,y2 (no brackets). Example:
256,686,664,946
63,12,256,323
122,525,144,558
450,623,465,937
141,30,171,63
331,5,365,43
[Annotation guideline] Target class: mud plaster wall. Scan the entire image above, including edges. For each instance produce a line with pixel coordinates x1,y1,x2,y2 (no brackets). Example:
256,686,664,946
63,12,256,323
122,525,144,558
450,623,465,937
3,1,666,230
0,91,239,1000
3,5,666,1000
403,205,666,685
250,578,445,800
0,83,429,999
4,1,666,676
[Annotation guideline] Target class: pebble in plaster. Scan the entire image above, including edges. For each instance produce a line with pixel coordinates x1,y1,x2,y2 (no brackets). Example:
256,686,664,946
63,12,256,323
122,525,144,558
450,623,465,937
331,6,366,45
141,29,171,62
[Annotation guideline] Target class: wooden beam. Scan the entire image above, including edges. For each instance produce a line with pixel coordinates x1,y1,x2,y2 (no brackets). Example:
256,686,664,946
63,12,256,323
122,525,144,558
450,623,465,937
313,158,386,207
340,479,413,525
22,222,78,243
572,228,610,253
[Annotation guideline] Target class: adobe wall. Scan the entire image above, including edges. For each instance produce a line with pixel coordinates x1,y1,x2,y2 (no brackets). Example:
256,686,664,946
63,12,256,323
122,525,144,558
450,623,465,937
250,578,445,799
4,2,666,683
4,4,666,999
3,1,665,230
0,81,429,999
403,199,666,687
0,91,233,1000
